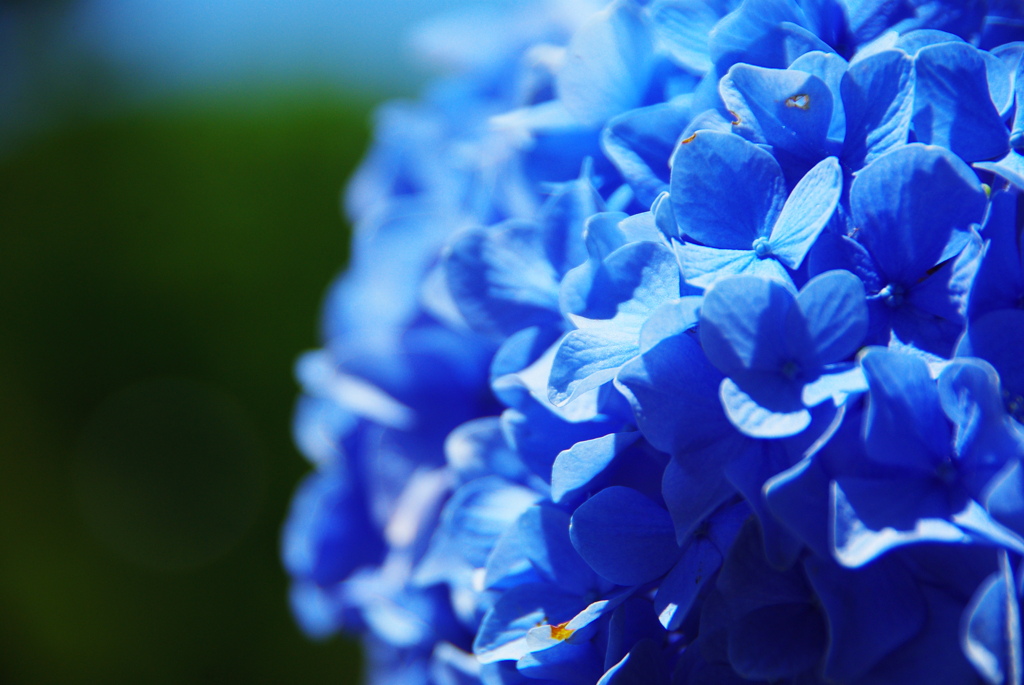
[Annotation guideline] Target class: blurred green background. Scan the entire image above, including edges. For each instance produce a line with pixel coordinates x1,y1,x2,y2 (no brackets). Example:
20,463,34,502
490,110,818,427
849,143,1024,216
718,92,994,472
0,91,368,683
0,0,486,681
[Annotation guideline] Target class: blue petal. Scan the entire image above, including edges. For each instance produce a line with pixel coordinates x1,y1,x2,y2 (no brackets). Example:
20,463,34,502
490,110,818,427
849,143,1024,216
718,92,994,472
788,50,849,144
985,460,1024,539
952,499,1024,556
719,63,834,164
654,534,727,630
699,274,797,377
431,643,482,685
648,0,726,73
616,332,732,455
964,191,1024,319
841,48,915,169
538,172,604,275
975,150,1024,192
445,417,530,483
475,583,584,663
844,0,913,43
557,1,656,127
282,470,382,585
292,392,356,469
795,269,868,364
669,131,786,249
562,240,681,325
597,638,670,685
864,584,985,683
446,220,562,338
831,477,970,567
860,348,949,472
938,358,1024,496
550,431,640,505
549,327,639,406
768,156,842,269
717,516,814,611
764,454,832,558
904,227,980,323
515,504,597,595
895,29,964,56
981,46,1016,116
709,0,824,71
417,477,541,584
912,41,1010,162
720,378,812,438
728,603,827,681
850,143,986,283
801,365,869,408
962,552,1023,685
603,99,693,206
569,486,679,586
803,553,927,683
288,581,342,639
638,297,702,353
662,440,745,544
958,310,1024,403
583,212,631,262
516,638,602,685
1015,57,1024,147
502,406,604,483
716,520,826,679
724,439,806,569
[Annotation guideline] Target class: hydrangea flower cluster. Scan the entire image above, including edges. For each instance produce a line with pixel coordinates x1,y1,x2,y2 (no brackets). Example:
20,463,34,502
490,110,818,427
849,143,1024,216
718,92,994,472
282,0,1024,683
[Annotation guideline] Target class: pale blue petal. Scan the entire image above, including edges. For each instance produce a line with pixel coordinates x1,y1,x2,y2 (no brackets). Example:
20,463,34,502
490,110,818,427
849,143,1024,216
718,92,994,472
602,100,692,205
638,296,702,353
975,150,1024,191
675,243,758,289
557,1,656,126
648,0,721,73
769,156,842,269
549,327,639,406
446,220,562,338
551,431,640,505
720,378,812,439
831,479,970,568
962,553,1023,685
802,365,868,407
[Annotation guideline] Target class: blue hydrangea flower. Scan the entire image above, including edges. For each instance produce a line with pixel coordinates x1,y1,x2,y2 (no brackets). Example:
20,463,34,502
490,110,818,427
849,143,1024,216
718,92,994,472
283,1,1024,683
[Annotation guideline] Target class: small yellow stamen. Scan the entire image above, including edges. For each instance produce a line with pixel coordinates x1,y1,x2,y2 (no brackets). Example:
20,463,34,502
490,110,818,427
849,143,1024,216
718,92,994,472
550,621,574,641
785,93,811,110
680,133,697,145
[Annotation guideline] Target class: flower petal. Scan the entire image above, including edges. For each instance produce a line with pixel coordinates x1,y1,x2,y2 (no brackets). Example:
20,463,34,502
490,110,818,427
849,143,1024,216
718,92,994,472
570,486,679,586
669,131,786,249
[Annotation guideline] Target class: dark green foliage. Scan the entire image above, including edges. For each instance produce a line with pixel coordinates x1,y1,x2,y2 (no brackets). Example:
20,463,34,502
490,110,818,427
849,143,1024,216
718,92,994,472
0,89,371,684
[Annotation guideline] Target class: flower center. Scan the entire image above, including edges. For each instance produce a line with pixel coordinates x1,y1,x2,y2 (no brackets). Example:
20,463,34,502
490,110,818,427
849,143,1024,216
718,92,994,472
752,237,772,259
1004,389,1024,423
935,460,957,485
781,359,801,380
878,283,905,308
